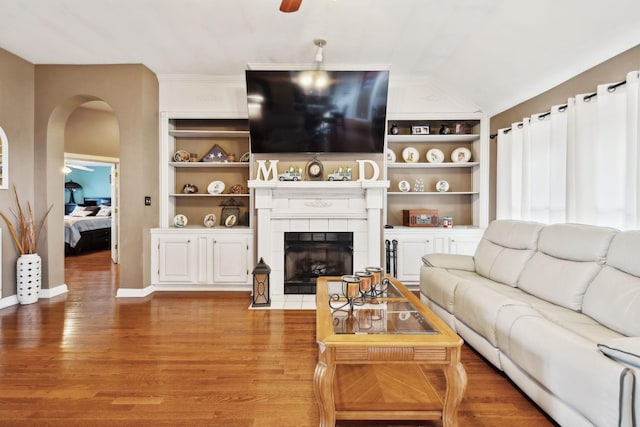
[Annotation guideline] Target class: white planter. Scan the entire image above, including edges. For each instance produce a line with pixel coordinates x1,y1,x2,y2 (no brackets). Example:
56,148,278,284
16,253,41,305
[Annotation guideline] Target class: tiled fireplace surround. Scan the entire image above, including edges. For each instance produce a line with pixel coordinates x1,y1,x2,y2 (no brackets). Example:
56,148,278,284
249,180,389,307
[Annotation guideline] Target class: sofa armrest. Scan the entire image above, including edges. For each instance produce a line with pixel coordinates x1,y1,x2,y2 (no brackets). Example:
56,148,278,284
598,337,640,368
422,253,475,271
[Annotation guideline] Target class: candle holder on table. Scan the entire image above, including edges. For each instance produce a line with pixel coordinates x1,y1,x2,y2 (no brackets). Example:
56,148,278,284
365,266,389,297
329,275,366,312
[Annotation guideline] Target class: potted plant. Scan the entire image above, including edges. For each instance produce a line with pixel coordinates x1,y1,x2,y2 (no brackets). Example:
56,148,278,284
0,185,53,304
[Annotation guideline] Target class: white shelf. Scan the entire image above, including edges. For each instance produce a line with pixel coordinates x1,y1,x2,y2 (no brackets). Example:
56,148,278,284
387,162,479,169
388,191,479,196
169,130,249,138
170,193,250,198
387,134,479,143
169,162,250,168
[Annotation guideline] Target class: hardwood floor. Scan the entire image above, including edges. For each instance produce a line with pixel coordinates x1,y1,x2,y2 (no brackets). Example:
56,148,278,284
0,250,557,426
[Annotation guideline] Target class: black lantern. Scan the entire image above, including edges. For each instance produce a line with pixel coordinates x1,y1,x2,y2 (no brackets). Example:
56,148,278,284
251,257,271,307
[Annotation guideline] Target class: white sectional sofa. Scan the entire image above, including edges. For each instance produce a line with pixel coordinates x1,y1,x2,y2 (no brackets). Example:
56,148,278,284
420,219,640,427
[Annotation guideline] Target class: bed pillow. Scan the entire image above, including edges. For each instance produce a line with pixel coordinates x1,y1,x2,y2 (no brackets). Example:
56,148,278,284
83,206,101,216
96,206,111,217
70,207,92,217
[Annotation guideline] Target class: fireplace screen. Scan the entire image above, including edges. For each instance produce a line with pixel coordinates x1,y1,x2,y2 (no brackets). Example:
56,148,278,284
284,232,354,294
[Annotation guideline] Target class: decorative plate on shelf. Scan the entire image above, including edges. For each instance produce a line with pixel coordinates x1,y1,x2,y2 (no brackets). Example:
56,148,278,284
203,213,216,228
224,214,237,228
173,150,190,162
207,180,225,194
173,214,188,227
436,180,450,192
451,147,472,163
239,152,250,163
426,148,445,163
386,148,396,163
398,180,410,192
402,147,419,163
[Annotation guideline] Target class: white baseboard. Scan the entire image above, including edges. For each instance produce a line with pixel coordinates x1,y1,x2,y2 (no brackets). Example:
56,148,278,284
40,284,69,299
116,285,155,298
0,295,19,310
0,284,68,310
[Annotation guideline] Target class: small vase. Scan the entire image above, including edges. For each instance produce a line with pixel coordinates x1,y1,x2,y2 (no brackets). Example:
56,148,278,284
16,253,41,305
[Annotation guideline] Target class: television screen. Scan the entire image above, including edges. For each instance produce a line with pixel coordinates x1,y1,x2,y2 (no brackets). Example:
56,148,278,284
246,70,389,153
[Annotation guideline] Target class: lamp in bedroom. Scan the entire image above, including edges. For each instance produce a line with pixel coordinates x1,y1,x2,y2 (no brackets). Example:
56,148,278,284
65,180,82,204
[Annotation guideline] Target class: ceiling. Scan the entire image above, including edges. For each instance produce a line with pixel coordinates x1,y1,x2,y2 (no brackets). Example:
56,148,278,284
1,0,640,115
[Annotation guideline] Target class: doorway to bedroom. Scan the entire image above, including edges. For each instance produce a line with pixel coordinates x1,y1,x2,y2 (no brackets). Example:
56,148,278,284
63,100,120,272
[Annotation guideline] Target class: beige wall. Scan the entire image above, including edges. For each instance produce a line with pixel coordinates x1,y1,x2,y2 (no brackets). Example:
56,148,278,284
65,106,119,158
34,64,159,292
0,48,35,298
488,44,640,220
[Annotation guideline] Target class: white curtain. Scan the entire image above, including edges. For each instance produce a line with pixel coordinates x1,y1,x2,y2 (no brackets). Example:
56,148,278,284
497,106,567,223
497,70,640,230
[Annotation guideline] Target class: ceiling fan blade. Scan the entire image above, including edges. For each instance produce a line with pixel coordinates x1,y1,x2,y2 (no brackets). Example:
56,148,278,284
280,0,302,13
66,164,94,172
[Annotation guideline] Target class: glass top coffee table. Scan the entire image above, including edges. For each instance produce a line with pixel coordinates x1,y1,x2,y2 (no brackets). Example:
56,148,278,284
315,276,466,426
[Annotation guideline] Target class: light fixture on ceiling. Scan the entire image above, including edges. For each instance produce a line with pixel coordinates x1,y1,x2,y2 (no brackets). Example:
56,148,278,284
314,38,326,64
297,39,329,92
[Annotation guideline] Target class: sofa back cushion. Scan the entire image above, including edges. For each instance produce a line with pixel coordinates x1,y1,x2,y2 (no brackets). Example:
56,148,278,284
518,223,617,311
474,220,544,287
583,231,640,336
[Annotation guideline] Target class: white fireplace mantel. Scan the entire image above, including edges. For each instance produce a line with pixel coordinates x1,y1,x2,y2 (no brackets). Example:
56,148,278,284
248,180,390,296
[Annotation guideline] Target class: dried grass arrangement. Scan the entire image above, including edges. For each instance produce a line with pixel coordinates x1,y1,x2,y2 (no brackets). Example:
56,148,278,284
0,185,53,255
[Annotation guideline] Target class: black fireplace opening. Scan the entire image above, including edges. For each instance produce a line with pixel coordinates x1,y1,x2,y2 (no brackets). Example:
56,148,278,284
284,232,354,294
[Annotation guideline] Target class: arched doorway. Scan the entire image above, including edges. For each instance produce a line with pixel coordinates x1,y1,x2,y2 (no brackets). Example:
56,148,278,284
63,100,120,265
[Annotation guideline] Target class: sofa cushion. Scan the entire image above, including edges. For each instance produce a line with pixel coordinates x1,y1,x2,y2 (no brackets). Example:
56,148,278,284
503,314,633,427
517,223,616,311
473,220,544,287
518,252,602,311
583,266,640,337
453,281,530,347
536,223,617,263
582,230,640,337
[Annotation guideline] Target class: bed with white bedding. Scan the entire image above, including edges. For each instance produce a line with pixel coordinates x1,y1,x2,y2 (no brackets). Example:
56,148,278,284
64,204,112,255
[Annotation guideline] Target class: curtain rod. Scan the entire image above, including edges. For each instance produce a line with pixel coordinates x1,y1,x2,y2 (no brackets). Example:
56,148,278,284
489,79,628,139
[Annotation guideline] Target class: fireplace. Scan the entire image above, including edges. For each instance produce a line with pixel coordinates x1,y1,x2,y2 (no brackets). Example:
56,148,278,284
284,232,353,294
249,179,389,298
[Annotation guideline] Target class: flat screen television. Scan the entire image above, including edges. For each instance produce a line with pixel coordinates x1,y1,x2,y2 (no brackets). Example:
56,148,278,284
245,70,389,153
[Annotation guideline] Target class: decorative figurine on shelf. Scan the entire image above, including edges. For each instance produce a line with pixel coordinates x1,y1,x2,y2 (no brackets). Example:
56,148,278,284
201,144,228,162
278,167,302,181
414,177,425,192
182,183,198,194
390,123,399,135
327,166,352,181
439,124,451,135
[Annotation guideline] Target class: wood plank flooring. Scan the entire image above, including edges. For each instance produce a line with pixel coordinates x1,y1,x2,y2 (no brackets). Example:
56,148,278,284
0,250,557,426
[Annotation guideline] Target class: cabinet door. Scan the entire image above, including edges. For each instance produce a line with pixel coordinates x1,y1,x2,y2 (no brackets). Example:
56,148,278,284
157,236,198,283
394,237,446,283
212,235,251,284
448,234,481,256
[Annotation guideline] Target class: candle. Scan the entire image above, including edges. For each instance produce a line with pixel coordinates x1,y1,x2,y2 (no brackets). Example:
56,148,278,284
342,275,360,298
347,281,359,298
356,271,372,292
366,267,382,286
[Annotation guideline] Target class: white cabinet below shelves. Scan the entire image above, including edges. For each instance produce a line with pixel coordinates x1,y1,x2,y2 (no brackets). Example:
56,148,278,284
156,235,197,283
212,234,252,283
151,228,253,290
384,227,483,285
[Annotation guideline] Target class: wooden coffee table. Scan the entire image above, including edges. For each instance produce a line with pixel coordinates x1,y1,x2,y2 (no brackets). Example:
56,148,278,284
314,276,466,427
